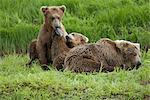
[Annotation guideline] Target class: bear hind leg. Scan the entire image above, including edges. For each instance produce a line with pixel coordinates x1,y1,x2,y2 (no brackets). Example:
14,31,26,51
71,58,101,73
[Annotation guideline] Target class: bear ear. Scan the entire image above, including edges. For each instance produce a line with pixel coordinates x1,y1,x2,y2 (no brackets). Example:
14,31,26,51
59,5,66,12
41,6,48,14
133,43,140,50
101,38,115,45
115,42,124,49
115,41,129,49
123,43,129,47
85,37,89,43
83,36,89,43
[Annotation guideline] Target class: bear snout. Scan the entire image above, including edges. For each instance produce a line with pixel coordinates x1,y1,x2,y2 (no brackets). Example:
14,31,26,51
66,35,70,40
132,61,142,69
55,28,64,36
66,35,73,42
135,61,142,69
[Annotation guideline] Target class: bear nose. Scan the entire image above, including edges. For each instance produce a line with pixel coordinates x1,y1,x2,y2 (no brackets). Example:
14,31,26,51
66,35,71,41
137,61,141,66
136,61,142,69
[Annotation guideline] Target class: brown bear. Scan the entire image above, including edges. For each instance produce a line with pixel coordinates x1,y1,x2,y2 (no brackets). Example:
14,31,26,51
26,39,38,66
26,32,89,68
64,38,141,72
66,32,89,48
52,32,89,70
28,5,67,70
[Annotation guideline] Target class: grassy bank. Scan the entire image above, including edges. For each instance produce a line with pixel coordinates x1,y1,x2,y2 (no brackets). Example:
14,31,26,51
0,51,150,99
0,0,150,54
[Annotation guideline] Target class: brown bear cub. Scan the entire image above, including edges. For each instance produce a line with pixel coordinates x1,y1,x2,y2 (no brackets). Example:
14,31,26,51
64,38,141,72
26,5,67,70
66,32,89,48
26,39,38,66
52,33,89,70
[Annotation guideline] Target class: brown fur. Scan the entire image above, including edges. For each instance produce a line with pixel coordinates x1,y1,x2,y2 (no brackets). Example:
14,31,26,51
51,35,70,70
26,32,89,68
26,39,38,66
66,32,89,48
52,33,89,70
29,5,67,70
64,38,141,72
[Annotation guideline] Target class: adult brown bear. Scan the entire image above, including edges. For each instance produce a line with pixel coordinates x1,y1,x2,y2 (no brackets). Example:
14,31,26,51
64,38,141,72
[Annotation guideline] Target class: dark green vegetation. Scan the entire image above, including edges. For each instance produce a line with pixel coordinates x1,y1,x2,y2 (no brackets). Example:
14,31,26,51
0,0,150,99
0,0,150,54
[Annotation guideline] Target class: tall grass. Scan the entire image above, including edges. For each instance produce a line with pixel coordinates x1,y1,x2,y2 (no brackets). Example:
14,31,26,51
0,0,150,54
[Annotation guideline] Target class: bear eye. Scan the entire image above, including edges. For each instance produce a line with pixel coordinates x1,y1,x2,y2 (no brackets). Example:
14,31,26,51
51,17,55,20
57,16,60,20
52,8,57,11
133,53,137,56
81,39,86,44
129,51,137,56
72,34,75,36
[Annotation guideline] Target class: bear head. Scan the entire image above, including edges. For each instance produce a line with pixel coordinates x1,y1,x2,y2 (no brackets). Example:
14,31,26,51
115,40,141,69
41,5,66,36
65,32,89,48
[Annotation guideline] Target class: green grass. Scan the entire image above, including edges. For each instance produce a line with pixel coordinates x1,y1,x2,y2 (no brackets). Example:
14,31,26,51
0,0,150,99
0,51,150,99
0,0,150,54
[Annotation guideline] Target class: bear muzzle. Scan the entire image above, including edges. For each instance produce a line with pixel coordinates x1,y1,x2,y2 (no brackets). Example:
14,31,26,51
131,61,142,69
52,18,64,36
55,27,63,36
135,61,142,69
65,35,73,42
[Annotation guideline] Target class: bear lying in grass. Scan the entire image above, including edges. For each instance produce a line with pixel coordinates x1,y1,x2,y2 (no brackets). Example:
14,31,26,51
64,38,141,72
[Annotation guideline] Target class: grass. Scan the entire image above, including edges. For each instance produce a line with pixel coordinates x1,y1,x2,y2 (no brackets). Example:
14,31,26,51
0,51,150,99
0,0,150,54
0,0,150,99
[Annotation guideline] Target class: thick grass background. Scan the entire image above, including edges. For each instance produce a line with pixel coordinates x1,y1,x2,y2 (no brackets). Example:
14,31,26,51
0,0,150,54
0,0,150,99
